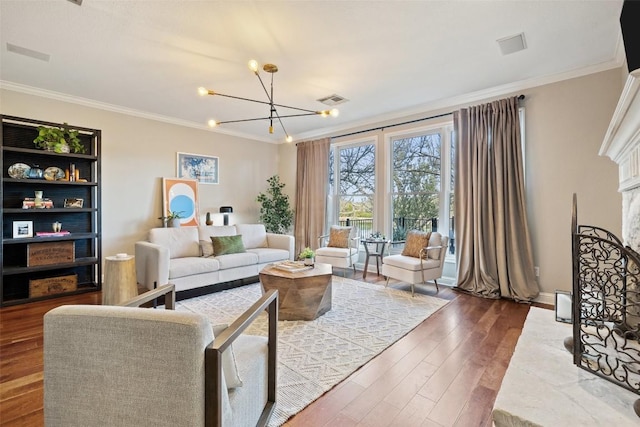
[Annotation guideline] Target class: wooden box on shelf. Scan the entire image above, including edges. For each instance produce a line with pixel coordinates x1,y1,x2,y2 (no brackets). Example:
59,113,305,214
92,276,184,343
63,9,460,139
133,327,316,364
27,241,75,267
29,274,78,298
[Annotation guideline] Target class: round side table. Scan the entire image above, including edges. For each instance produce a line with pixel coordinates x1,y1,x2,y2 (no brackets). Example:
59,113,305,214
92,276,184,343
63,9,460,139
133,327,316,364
102,254,138,305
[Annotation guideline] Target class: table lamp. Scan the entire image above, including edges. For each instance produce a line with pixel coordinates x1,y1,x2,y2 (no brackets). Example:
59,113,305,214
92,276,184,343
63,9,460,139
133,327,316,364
220,206,233,225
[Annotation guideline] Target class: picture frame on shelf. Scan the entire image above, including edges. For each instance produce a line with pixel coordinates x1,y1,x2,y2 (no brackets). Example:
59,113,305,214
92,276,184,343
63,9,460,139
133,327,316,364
64,198,84,208
13,220,33,238
176,152,219,184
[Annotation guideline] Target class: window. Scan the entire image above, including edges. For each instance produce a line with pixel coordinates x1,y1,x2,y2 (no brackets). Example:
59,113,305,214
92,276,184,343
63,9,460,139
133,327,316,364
390,132,441,241
328,141,376,238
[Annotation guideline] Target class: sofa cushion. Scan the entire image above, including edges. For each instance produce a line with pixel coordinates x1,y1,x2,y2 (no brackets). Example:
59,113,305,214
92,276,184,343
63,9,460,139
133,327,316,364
327,226,352,248
215,252,259,270
169,257,220,279
246,248,290,264
149,227,200,259
402,230,432,259
211,235,246,256
236,224,268,249
315,246,358,258
383,254,440,271
211,324,243,389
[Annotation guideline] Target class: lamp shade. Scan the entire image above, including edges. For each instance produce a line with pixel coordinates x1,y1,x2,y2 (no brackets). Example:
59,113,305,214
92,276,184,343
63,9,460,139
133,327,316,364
219,206,233,214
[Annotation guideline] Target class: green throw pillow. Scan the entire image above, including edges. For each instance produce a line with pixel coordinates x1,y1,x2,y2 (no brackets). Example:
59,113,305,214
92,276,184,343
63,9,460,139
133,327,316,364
211,235,246,256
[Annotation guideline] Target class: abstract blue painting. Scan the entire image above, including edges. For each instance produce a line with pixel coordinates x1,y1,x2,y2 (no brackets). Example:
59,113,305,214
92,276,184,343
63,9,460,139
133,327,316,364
177,152,219,184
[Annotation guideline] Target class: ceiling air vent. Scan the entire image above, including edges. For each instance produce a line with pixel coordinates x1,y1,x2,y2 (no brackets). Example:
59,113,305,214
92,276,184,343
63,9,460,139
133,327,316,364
497,32,527,55
6,43,50,62
317,94,349,106
67,0,83,5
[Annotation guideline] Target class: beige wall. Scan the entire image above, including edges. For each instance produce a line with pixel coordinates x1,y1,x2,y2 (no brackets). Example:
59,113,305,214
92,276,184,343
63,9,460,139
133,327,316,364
278,69,624,298
2,68,624,298
1,89,279,258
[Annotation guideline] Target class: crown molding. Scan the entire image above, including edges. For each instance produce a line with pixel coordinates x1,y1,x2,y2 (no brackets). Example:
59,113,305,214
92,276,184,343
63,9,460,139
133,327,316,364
0,80,278,144
296,59,623,142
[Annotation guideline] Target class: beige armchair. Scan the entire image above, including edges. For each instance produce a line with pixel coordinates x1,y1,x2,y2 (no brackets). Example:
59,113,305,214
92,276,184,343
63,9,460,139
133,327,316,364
382,232,449,296
44,284,278,427
314,225,359,274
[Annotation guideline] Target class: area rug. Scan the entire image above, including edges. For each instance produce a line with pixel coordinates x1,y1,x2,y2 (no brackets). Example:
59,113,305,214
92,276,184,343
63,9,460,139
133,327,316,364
176,276,449,426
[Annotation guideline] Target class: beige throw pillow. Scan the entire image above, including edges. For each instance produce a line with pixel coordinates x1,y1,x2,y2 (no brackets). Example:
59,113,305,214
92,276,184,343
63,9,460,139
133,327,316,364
200,239,214,257
402,230,432,258
327,226,352,248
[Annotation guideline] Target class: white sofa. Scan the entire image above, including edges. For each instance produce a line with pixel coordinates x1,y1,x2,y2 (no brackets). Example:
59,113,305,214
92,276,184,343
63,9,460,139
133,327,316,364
135,224,294,293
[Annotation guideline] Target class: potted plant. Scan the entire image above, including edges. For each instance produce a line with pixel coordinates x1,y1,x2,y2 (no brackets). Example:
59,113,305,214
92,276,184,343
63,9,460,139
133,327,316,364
159,211,183,228
33,123,86,154
256,175,294,234
299,247,315,266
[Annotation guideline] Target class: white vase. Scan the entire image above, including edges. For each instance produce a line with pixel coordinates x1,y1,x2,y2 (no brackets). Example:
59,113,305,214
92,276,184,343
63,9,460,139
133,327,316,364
304,257,313,266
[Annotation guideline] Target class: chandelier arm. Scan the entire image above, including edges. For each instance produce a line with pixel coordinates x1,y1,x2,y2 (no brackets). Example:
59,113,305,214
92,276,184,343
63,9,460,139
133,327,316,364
216,117,273,125
213,92,319,114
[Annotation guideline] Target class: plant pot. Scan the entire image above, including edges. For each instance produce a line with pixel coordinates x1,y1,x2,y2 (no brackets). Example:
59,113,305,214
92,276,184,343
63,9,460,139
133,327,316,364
304,257,314,266
168,218,181,228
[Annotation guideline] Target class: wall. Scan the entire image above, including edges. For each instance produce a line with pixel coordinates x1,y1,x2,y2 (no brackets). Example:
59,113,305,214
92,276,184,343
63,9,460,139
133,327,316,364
1,89,280,258
279,69,623,300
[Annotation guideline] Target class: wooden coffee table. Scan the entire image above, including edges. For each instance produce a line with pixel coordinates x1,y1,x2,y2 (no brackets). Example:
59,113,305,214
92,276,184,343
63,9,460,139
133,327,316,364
259,262,333,321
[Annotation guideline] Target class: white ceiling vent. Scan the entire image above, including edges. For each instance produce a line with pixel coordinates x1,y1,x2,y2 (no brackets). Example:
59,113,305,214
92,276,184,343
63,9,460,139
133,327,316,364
6,43,50,62
317,94,349,106
67,0,83,5
497,33,527,55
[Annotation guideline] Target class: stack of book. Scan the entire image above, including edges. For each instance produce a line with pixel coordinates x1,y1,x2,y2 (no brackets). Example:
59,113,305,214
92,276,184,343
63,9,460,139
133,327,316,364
36,231,71,237
273,261,313,273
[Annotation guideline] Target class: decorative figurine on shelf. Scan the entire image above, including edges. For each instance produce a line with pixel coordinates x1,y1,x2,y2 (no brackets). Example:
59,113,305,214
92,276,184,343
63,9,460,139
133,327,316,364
27,165,43,179
205,211,213,226
34,191,44,209
52,222,62,233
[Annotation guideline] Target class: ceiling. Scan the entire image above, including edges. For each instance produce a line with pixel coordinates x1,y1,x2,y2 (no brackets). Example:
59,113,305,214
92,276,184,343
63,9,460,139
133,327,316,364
0,0,626,143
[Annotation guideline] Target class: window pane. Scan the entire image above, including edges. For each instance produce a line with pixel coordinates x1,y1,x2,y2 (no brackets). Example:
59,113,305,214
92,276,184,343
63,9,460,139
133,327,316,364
391,133,441,241
337,144,375,238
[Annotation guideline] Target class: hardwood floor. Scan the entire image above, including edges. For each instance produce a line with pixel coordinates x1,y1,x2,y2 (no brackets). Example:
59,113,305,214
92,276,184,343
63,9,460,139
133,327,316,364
0,271,536,426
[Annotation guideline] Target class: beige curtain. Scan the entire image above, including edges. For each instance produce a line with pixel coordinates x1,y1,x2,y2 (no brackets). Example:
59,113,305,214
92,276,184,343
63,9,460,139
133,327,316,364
294,138,330,256
454,96,539,301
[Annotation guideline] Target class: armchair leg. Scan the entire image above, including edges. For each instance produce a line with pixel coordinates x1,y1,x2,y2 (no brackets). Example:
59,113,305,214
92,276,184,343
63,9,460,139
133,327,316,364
385,277,390,288
434,279,439,293
411,284,415,297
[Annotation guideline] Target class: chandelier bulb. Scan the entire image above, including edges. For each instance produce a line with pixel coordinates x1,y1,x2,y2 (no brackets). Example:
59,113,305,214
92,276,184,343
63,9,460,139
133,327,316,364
330,108,340,118
269,125,274,134
248,59,259,73
197,87,208,97
285,135,293,143
207,119,218,128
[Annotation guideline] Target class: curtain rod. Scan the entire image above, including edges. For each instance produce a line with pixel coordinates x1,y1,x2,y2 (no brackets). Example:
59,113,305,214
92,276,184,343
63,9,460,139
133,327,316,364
331,94,525,140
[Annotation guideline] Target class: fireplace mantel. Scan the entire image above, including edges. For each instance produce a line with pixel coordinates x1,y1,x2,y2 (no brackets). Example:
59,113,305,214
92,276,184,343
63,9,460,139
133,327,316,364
600,69,640,192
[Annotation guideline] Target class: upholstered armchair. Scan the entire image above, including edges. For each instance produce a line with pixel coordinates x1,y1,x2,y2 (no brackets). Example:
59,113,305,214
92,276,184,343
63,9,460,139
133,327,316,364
315,225,359,274
43,284,278,427
382,231,449,296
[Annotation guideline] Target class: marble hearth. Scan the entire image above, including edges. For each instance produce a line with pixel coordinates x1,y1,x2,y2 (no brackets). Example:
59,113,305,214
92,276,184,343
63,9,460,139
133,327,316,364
492,307,638,426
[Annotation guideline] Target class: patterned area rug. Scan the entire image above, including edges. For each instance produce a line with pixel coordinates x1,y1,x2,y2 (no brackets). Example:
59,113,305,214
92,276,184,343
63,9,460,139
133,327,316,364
176,276,449,426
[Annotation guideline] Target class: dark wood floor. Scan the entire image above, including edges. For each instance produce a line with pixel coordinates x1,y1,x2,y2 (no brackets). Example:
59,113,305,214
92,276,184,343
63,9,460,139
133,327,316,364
0,271,538,426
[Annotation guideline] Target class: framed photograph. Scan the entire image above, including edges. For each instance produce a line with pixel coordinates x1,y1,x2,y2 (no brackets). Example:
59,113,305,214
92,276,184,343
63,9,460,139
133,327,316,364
177,152,219,184
162,177,199,226
64,198,84,208
13,220,33,238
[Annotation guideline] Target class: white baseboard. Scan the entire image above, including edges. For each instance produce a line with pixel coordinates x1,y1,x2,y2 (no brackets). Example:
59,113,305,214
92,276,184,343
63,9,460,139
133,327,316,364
535,291,555,306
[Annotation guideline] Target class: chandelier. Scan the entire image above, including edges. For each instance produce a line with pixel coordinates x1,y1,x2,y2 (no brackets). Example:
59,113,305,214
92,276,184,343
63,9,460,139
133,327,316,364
198,60,339,143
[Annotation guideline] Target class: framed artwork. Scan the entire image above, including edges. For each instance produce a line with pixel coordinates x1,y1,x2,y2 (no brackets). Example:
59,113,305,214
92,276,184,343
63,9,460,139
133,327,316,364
13,220,33,238
64,198,84,208
177,152,219,184
162,177,199,226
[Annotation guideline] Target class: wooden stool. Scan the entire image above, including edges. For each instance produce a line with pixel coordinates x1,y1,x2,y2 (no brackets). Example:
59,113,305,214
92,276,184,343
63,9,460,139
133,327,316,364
103,254,138,305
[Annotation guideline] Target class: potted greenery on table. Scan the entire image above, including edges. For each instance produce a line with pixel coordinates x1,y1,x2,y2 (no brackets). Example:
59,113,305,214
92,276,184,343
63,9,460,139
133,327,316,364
299,247,315,266
33,122,86,154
